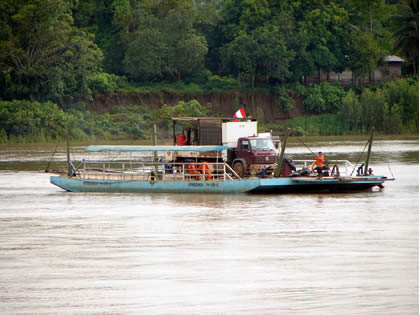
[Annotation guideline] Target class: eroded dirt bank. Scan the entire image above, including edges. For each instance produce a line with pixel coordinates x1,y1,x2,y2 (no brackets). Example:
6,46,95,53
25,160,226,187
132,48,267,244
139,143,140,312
85,91,308,123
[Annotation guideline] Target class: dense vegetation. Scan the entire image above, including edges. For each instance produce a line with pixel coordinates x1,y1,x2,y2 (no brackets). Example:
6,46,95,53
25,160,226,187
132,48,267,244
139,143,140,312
0,0,418,143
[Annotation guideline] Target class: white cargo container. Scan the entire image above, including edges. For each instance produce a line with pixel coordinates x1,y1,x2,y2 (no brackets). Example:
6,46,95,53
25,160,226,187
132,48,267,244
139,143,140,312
222,121,257,147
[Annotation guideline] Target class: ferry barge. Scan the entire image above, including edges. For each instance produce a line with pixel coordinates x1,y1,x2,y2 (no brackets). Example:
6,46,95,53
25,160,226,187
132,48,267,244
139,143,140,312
50,144,390,194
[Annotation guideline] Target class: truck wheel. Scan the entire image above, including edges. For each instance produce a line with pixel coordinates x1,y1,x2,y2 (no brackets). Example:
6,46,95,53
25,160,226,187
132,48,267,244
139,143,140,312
233,161,245,177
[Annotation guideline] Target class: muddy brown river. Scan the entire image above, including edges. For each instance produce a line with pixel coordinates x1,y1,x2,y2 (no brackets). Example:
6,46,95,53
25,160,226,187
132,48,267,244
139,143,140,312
0,139,418,314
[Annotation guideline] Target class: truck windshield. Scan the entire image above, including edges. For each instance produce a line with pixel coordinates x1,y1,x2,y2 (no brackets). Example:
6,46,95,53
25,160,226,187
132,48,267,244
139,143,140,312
250,139,275,151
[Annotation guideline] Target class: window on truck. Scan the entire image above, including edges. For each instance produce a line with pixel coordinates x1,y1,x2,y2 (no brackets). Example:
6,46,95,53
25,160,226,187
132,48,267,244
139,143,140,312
250,138,275,151
240,140,250,150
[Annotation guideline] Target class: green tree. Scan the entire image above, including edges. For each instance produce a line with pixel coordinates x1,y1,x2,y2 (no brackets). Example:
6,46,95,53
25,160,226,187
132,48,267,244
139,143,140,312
360,88,387,131
154,99,209,121
0,0,103,103
297,2,350,79
304,82,345,114
0,100,68,141
221,24,294,86
340,89,362,131
124,25,166,80
74,0,126,75
347,32,384,83
383,77,419,131
216,0,295,85
121,0,208,81
350,0,386,34
391,0,419,74
304,85,325,114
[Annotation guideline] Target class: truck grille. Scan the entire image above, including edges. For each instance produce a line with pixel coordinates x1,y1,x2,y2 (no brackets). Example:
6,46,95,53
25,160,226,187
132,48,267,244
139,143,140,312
255,156,276,164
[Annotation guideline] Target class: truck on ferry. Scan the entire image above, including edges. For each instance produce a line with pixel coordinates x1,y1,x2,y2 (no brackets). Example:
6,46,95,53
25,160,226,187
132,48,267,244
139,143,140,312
165,117,279,177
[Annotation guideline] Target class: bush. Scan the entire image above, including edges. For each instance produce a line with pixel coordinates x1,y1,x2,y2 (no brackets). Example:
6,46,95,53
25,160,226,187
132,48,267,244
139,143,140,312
0,100,68,142
205,75,241,91
286,114,345,136
304,82,345,114
89,72,121,94
66,104,152,140
359,88,389,132
383,77,418,132
304,85,325,113
0,128,7,143
339,90,362,132
273,86,294,112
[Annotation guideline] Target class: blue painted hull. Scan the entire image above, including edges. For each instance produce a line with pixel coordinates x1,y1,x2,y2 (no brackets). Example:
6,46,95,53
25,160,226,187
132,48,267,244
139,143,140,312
50,175,387,194
50,176,260,193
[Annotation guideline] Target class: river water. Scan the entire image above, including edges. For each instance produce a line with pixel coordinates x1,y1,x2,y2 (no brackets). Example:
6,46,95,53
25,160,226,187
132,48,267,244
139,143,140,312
0,139,418,314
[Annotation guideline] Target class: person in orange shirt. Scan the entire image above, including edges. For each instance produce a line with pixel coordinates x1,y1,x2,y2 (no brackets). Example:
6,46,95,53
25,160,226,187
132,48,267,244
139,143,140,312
314,152,325,178
187,163,200,180
198,162,212,180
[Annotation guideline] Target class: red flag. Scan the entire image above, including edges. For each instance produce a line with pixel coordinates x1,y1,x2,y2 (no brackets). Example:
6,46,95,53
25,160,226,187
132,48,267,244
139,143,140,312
233,107,246,120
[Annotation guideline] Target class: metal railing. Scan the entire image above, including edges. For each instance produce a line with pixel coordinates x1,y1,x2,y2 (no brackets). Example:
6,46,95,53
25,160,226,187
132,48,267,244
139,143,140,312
291,159,355,176
74,160,241,181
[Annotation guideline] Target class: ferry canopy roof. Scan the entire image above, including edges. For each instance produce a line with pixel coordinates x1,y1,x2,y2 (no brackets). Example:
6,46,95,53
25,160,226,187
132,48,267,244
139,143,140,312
85,145,230,152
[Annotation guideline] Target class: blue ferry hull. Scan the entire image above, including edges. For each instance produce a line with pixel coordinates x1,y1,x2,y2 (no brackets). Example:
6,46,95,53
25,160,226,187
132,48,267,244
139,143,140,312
50,175,386,194
50,176,260,193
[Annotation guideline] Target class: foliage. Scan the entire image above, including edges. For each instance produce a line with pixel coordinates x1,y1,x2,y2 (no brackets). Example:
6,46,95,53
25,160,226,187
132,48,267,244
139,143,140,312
89,72,121,94
337,77,418,134
286,114,346,136
359,88,388,132
303,82,345,114
391,0,419,74
347,32,384,80
0,0,415,95
65,104,152,141
256,107,264,123
294,1,350,76
273,86,294,112
0,0,103,104
109,105,151,139
0,0,418,141
0,100,68,142
205,75,241,91
383,76,419,131
340,90,362,132
120,1,208,81
220,24,294,86
153,99,210,123
349,0,389,34
0,99,155,143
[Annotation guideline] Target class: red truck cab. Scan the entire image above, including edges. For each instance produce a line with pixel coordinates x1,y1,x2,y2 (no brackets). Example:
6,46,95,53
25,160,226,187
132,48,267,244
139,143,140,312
231,137,278,177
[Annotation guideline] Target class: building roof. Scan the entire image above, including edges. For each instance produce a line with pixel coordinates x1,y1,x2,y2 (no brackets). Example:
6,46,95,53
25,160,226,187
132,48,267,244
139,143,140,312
384,55,404,63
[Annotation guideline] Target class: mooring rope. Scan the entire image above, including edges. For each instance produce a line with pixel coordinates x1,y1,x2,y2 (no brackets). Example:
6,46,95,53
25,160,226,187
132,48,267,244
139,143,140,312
378,142,395,179
46,139,61,171
350,140,369,176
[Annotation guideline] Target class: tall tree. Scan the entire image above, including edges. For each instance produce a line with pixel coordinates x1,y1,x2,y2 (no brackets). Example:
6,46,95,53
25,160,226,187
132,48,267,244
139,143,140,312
350,0,385,33
391,0,418,74
293,1,350,81
221,24,294,86
347,32,384,82
216,0,295,84
0,0,103,103
74,0,126,75
121,0,208,81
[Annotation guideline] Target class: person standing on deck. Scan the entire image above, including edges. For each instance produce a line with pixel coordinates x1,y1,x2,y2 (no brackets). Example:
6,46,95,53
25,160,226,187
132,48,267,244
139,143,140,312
314,152,325,178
